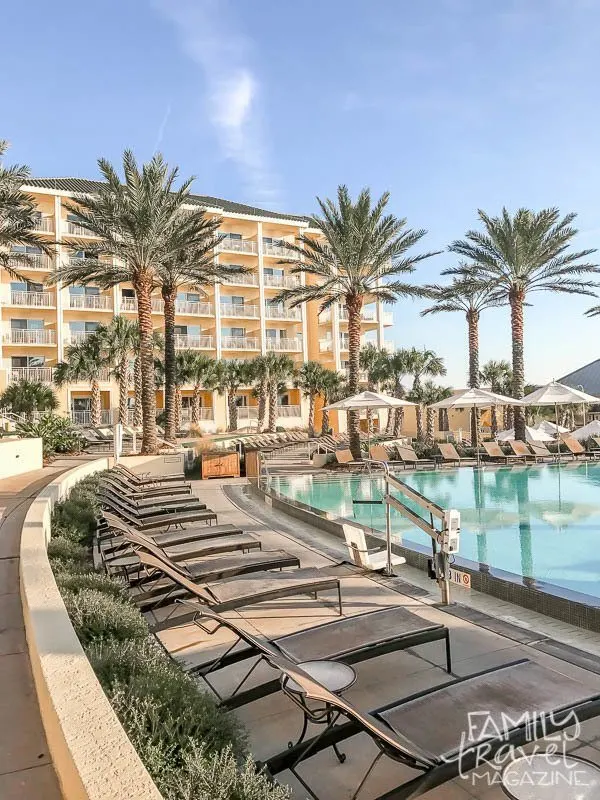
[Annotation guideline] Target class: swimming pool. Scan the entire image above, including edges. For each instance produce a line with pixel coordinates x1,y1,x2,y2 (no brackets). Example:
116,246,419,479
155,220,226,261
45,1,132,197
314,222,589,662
267,464,600,601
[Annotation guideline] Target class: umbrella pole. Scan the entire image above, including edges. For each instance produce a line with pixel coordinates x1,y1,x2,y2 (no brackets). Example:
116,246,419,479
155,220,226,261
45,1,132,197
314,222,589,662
475,404,481,469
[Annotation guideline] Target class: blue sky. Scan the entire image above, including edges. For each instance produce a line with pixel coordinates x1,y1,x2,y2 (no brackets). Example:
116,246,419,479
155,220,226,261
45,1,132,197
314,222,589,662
3,0,600,386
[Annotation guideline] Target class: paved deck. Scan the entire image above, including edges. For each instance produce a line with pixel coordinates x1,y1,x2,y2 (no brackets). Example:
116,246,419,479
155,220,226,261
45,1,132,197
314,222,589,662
0,456,92,800
151,478,600,800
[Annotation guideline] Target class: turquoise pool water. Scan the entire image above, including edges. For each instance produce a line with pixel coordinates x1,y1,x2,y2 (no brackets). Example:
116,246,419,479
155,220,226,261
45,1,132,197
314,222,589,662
267,464,600,601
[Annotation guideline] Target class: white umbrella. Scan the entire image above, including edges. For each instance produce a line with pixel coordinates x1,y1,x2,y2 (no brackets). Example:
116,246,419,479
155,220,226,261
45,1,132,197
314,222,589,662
534,420,569,437
497,426,554,443
323,390,416,411
522,381,600,446
570,420,600,441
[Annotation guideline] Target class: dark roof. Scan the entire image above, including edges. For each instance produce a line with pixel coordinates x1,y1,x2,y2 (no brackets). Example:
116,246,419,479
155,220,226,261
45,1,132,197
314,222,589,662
25,177,310,224
558,358,600,395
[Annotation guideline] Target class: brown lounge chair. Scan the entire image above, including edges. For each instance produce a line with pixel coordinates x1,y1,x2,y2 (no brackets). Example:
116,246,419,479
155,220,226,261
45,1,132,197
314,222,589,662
482,441,526,464
262,655,600,800
176,604,451,707
396,444,437,470
368,444,404,469
507,440,544,462
334,449,369,470
437,442,474,467
529,440,561,462
560,436,600,460
138,551,343,615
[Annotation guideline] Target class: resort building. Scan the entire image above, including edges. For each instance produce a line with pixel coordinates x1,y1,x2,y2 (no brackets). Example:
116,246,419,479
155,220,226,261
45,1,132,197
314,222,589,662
4,179,394,431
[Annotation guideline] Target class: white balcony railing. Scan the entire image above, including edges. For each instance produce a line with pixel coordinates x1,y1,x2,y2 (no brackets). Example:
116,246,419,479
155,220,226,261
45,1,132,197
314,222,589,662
216,238,258,255
265,338,303,352
319,339,333,352
174,334,214,349
180,407,214,422
221,336,259,350
4,329,56,345
262,242,294,258
9,291,55,308
276,405,301,417
66,221,97,237
65,330,97,345
220,303,259,318
222,273,259,287
263,273,300,288
120,298,137,312
339,337,349,351
34,217,54,233
70,409,113,426
338,307,377,322
383,311,393,326
68,294,112,310
237,406,259,419
9,367,55,383
264,305,301,320
176,301,212,316
152,298,164,313
342,368,369,382
70,368,112,383
8,253,52,271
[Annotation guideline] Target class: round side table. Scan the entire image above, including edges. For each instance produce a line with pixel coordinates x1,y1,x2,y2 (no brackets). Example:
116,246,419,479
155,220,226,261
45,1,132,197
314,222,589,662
501,753,600,799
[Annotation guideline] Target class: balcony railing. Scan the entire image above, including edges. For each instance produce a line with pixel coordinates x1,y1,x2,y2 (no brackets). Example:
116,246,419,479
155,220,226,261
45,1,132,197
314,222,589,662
174,334,214,349
216,238,258,254
65,331,97,345
222,273,259,287
265,338,303,352
237,406,258,419
120,298,137,312
8,253,52,271
263,273,300,288
319,339,333,352
276,405,301,417
176,301,212,316
34,217,54,233
68,294,112,310
264,305,301,320
180,407,214,422
4,329,56,345
66,221,97,237
9,291,55,308
70,368,112,383
221,336,259,350
70,409,113,427
338,307,377,322
339,338,349,351
9,367,55,383
262,242,294,258
220,303,259,318
342,368,369,382
383,311,393,326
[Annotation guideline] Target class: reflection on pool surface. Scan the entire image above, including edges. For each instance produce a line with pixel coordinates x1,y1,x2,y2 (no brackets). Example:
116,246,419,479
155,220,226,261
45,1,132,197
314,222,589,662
267,464,600,601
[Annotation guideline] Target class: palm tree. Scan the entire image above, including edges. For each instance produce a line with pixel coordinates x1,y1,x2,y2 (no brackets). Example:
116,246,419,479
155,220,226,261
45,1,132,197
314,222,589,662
449,207,600,440
214,360,254,432
0,140,53,278
181,353,217,426
385,350,408,436
249,356,269,432
51,151,210,454
320,369,345,436
294,361,327,436
131,327,163,428
359,343,390,434
480,359,513,434
275,185,439,458
421,382,453,443
0,380,58,421
263,353,296,433
98,316,138,425
402,347,446,441
55,335,106,427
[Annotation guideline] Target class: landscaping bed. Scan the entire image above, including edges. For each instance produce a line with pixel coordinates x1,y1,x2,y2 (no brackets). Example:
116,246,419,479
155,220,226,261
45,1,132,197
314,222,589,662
49,472,289,800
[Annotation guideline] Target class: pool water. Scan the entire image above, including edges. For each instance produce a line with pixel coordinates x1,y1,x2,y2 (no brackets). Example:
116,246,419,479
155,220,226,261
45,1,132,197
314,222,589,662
267,464,600,601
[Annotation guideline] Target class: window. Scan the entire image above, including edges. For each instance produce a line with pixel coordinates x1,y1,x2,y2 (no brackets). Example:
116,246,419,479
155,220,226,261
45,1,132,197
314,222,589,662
278,394,290,406
222,295,244,305
69,321,99,332
11,281,43,293
10,245,42,255
222,327,245,338
222,232,242,240
263,237,283,247
11,319,43,330
72,398,91,412
265,329,285,339
72,250,97,261
177,291,201,303
174,325,188,336
12,356,45,367
122,288,135,299
234,395,248,407
263,267,284,277
69,286,99,296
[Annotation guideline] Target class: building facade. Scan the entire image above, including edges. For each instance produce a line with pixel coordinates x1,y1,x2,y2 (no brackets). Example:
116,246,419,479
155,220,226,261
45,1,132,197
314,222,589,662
3,179,393,431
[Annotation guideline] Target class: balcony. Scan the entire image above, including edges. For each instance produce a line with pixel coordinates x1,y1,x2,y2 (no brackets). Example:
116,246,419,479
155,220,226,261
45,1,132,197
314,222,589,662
65,331,97,345
174,334,214,350
8,253,52,271
9,367,55,383
319,339,333,352
262,242,294,258
339,337,349,351
180,407,214,422
338,307,377,322
9,291,55,308
66,221,97,237
263,273,300,289
120,298,137,312
220,303,259,319
216,238,258,255
222,336,259,350
266,338,303,352
4,329,56,345
70,368,112,383
276,405,301,417
68,294,112,311
70,409,113,427
34,217,54,233
222,273,259,287
176,300,212,316
264,305,301,320
383,311,393,326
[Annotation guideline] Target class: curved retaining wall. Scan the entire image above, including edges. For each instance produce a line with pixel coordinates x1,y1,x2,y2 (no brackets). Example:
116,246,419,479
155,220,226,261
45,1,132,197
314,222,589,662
20,458,162,800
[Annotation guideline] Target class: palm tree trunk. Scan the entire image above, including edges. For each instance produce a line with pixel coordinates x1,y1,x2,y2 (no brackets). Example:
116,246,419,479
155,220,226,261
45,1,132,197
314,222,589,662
257,389,267,432
346,295,363,459
426,408,435,442
192,385,201,425
228,394,238,432
491,407,499,437
308,392,315,437
175,385,182,433
321,402,330,436
118,356,128,425
385,408,395,436
90,379,101,427
268,381,278,433
416,405,424,441
162,288,177,443
510,290,526,441
135,279,158,453
133,356,143,426
393,408,404,438
467,310,480,444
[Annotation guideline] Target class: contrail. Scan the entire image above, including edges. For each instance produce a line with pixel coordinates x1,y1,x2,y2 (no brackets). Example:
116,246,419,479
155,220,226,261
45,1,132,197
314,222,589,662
152,104,172,155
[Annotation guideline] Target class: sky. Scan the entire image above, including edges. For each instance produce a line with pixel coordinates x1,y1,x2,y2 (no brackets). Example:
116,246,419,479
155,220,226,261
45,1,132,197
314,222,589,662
3,0,600,387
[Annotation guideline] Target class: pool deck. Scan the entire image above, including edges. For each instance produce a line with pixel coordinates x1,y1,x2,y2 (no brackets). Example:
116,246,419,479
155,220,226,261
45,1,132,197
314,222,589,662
149,477,600,800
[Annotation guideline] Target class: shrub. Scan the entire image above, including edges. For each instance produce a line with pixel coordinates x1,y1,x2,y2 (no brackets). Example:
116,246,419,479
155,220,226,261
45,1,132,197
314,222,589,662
62,589,149,644
47,537,89,568
16,413,83,457
54,570,128,600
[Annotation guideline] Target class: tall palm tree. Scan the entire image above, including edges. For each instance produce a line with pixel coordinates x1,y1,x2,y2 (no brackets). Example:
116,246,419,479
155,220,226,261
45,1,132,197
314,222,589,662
275,185,439,458
51,151,210,454
294,361,327,436
0,140,53,277
131,327,163,428
55,335,106,427
449,207,600,440
480,359,513,434
319,369,345,436
98,316,138,425
403,347,446,441
214,360,254,432
0,380,58,421
263,353,296,433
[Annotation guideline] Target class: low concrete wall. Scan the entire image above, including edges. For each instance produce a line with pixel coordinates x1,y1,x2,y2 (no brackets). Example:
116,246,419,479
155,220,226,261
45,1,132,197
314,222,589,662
0,437,43,478
20,458,162,800
120,452,185,477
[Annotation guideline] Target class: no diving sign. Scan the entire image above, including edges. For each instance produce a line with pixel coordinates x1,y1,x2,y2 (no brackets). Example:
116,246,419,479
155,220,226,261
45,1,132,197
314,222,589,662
449,568,471,589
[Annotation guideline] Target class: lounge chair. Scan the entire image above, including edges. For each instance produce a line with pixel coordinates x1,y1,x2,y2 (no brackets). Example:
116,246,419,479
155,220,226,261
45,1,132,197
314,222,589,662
262,656,600,800
437,442,473,467
529,440,561,462
99,501,217,531
99,484,202,513
507,440,545,462
560,436,599,460
342,524,405,571
100,473,192,498
100,512,242,550
114,464,189,488
482,441,526,464
334,449,367,468
368,445,404,469
175,604,451,707
396,444,437,470
138,551,343,615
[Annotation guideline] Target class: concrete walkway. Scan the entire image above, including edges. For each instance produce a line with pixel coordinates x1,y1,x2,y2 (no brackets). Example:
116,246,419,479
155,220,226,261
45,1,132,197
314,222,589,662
0,456,91,800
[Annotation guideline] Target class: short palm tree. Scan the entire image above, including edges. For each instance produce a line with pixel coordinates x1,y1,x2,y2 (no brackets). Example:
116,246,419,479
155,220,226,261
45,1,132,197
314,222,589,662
214,360,254,432
449,207,600,440
384,350,409,436
275,185,439,458
294,361,327,436
359,343,390,434
51,151,210,454
421,382,453,442
54,335,106,427
480,359,513,433
0,140,53,277
319,369,345,436
0,380,58,421
249,356,270,432
263,353,296,433
403,347,447,441
98,316,138,425
181,353,217,425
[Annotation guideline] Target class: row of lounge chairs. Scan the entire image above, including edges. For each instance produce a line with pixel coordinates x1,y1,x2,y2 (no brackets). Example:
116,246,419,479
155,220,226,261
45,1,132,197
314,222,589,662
97,464,600,799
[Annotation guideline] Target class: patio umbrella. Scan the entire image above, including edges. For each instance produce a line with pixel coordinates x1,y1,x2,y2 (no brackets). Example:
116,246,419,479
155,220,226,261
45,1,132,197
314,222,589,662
570,420,600,441
522,382,600,447
497,425,554,443
429,388,524,467
323,391,416,452
533,420,569,437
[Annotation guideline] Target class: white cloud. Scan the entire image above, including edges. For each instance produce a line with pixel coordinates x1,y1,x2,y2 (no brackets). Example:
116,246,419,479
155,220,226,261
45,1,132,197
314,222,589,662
153,0,280,205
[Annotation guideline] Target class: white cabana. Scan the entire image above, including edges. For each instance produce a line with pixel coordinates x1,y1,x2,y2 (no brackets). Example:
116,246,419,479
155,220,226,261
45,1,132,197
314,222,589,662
497,426,554,443
570,420,600,441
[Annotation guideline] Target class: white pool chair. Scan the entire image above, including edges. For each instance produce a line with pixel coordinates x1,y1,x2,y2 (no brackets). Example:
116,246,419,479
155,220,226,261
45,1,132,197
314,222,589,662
342,524,406,571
